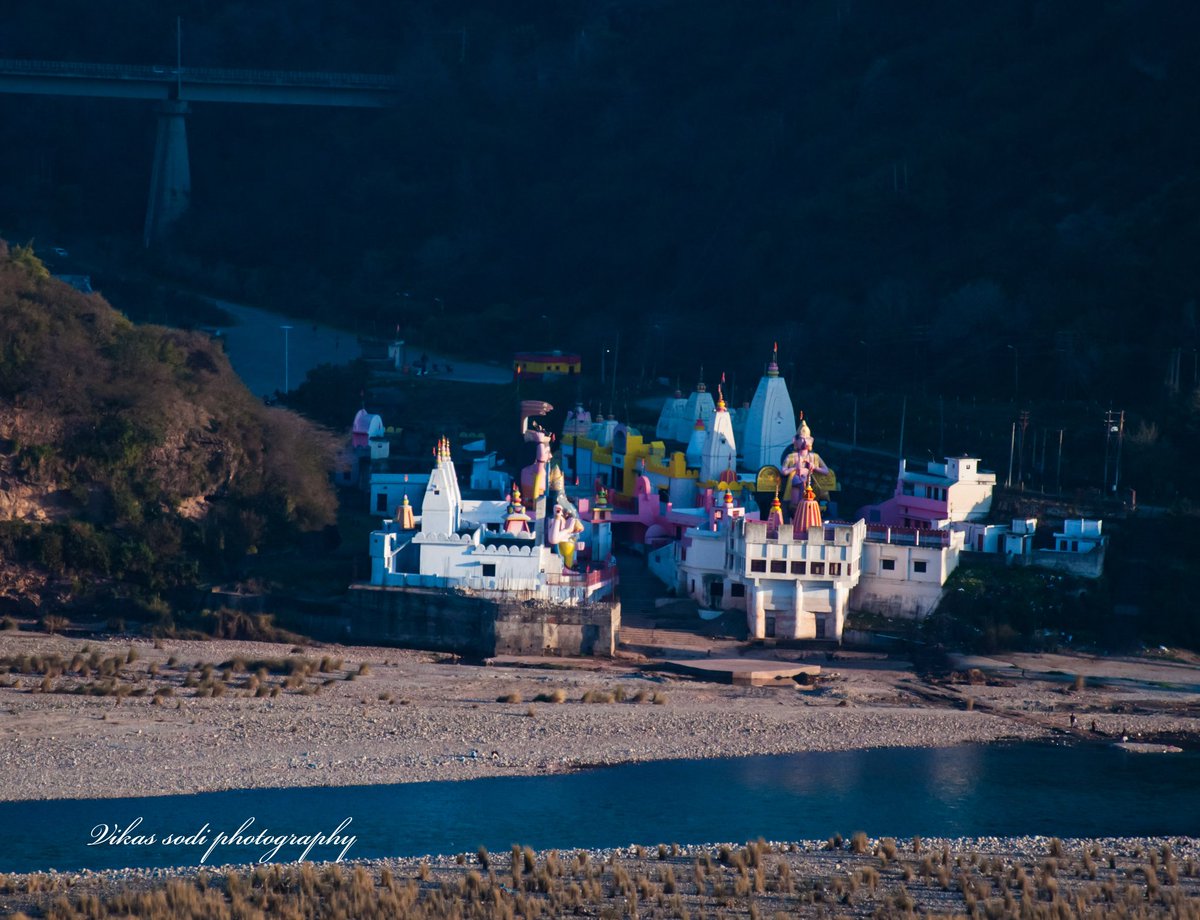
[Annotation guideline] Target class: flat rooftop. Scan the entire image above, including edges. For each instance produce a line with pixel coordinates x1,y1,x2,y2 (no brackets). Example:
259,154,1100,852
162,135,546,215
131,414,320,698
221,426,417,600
663,657,821,687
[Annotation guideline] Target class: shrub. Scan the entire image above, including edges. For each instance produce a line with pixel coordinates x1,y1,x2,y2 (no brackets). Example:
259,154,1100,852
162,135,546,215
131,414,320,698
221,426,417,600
497,692,522,704
40,614,68,635
850,832,869,854
534,688,567,703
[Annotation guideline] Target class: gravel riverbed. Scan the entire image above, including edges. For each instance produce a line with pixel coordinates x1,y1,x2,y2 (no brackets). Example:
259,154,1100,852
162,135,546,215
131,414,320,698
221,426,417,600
0,634,1196,803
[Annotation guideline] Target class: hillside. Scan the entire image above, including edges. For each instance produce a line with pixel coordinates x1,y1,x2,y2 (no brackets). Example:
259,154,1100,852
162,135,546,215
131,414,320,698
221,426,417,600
0,242,336,620
1,1,1197,398
0,2,1199,506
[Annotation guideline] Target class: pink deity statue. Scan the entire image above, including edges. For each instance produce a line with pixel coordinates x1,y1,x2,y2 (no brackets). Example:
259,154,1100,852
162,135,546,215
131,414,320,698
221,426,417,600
519,399,554,501
781,413,831,510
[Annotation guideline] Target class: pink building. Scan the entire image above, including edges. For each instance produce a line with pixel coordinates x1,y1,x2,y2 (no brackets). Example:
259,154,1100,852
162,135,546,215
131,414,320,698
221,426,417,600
859,457,995,530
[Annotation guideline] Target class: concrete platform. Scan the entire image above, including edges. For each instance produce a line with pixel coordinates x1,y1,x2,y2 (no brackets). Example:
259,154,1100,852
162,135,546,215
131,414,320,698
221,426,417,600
663,657,821,687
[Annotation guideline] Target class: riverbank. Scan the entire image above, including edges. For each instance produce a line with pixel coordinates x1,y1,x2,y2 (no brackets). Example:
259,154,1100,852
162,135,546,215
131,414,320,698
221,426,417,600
2,633,1197,803
3,835,1198,920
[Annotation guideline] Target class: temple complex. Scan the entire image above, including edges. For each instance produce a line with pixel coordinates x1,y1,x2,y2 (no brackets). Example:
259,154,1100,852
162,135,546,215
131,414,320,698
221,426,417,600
351,345,1101,651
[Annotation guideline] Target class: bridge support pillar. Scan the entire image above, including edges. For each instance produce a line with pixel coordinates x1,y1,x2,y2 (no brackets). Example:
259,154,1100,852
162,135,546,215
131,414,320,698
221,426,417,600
143,99,191,247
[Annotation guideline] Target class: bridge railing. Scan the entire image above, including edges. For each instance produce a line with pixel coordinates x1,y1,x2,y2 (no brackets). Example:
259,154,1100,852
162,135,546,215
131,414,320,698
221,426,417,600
0,58,400,90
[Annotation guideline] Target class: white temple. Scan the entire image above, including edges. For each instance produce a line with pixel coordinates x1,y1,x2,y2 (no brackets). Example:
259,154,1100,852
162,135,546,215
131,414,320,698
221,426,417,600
655,388,688,441
679,378,716,443
740,347,796,471
699,387,737,483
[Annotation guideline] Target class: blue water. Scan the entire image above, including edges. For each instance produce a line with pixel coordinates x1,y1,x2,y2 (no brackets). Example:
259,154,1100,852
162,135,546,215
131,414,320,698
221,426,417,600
3,742,1198,873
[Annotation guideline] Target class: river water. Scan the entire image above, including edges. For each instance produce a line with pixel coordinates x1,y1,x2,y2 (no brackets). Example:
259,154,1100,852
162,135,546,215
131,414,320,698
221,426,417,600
3,742,1197,873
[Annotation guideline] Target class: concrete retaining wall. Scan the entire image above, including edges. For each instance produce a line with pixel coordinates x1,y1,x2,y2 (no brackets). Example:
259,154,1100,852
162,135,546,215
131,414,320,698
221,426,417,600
339,585,619,657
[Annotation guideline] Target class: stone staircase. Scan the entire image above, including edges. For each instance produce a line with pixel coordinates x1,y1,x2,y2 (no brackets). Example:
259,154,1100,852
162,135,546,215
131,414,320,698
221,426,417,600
613,551,754,657
614,553,669,617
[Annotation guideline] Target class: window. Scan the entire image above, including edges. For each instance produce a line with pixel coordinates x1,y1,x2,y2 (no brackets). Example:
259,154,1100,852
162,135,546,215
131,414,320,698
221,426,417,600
680,546,687,561
375,493,387,512
730,583,746,597
913,560,927,574
790,561,806,575
750,560,766,573
811,562,825,576
830,563,842,576
881,558,896,571
482,564,496,577
770,560,787,574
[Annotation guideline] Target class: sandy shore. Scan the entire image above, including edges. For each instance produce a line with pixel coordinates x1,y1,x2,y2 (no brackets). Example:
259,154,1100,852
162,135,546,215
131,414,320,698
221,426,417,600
0,633,1196,802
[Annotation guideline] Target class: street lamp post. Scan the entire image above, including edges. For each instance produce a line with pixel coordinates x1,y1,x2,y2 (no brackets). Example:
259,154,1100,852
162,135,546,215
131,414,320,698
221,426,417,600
280,324,293,393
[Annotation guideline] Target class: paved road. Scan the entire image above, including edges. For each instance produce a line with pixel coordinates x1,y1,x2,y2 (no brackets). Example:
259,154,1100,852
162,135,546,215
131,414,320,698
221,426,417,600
210,299,509,397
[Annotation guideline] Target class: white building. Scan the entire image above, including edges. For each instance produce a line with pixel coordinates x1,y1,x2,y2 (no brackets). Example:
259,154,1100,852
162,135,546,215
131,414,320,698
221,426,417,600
680,380,716,444
352,409,390,461
699,393,737,484
670,491,866,642
369,472,431,518
368,441,615,604
853,526,965,618
740,352,796,472
655,390,688,441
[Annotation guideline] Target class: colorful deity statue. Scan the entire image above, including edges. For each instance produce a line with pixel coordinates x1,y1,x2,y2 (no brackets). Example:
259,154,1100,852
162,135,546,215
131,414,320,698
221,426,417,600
519,399,554,502
781,413,833,509
503,486,533,535
547,499,584,568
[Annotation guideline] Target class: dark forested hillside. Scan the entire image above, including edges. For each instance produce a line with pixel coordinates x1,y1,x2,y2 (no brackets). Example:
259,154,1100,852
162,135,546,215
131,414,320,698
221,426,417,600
0,243,336,617
1,1,1199,493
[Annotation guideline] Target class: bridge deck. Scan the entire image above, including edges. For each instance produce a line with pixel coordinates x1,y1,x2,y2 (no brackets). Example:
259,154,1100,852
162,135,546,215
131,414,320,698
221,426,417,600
0,59,400,106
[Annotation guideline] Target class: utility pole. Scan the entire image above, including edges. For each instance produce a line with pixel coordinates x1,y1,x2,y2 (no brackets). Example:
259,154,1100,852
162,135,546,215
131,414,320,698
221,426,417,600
1055,428,1064,494
1039,427,1048,492
1017,409,1030,488
1103,408,1123,494
897,395,907,462
1006,421,1016,488
1108,412,1118,496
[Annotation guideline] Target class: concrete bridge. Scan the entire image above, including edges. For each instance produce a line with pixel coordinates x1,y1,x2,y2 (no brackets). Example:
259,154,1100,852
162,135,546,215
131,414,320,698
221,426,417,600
0,59,402,244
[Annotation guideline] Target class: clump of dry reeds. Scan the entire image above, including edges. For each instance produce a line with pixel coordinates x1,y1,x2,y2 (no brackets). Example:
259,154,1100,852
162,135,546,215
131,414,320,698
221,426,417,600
4,834,1199,920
